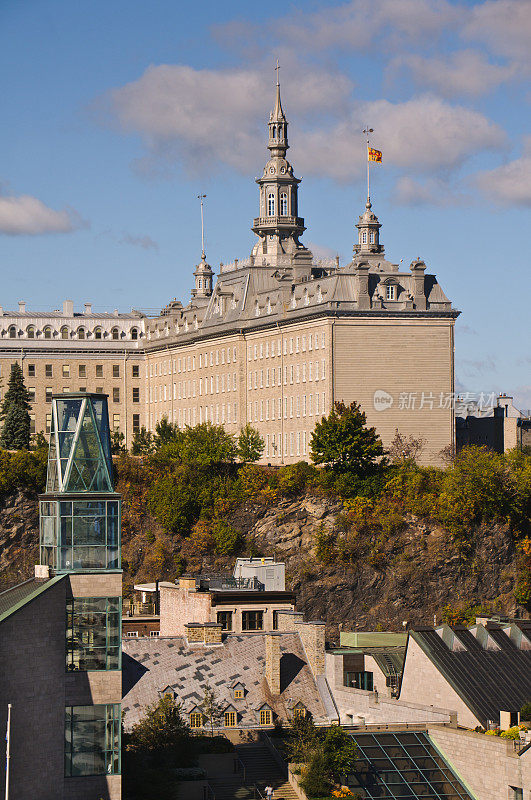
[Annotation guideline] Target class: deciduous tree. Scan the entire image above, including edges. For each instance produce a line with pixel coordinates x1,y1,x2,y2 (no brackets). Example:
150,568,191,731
310,401,384,475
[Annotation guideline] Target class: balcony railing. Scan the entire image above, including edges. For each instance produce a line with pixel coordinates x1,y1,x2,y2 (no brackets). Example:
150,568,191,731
252,216,305,228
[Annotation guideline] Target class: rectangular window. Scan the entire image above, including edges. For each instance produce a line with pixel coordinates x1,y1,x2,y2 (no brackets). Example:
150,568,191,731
190,712,202,729
28,364,35,377
242,610,263,631
112,365,120,378
96,365,103,377
45,387,53,403
96,386,103,395
29,414,36,434
78,365,86,378
66,597,121,671
224,711,236,728
113,388,120,403
132,365,140,378
46,413,52,433
132,387,140,403
260,709,272,726
112,414,120,429
45,364,53,378
132,414,140,433
62,365,70,377
64,704,121,777
28,387,36,402
217,610,233,631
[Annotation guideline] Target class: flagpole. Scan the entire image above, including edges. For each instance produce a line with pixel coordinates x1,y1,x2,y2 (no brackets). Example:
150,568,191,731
5,704,11,800
363,126,373,202
197,193,207,257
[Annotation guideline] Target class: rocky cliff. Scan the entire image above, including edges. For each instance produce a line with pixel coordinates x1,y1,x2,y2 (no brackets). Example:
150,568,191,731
0,486,520,636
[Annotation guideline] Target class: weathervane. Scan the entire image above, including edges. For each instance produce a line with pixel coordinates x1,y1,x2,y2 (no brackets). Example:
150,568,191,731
197,193,207,257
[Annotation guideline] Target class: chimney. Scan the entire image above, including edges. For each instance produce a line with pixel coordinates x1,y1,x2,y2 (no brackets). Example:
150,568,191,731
185,622,205,644
63,300,74,316
178,576,196,591
265,633,281,695
34,564,50,579
84,303,92,315
18,301,26,314
203,622,223,645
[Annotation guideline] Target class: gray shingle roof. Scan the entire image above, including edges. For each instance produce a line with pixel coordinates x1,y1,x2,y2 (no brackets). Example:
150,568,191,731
122,632,328,730
0,576,65,623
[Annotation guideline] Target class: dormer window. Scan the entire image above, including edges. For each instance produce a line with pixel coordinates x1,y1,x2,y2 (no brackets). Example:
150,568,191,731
293,703,307,720
60,326,69,340
27,326,35,339
234,689,244,700
386,285,396,300
260,709,272,726
190,711,203,729
224,710,236,728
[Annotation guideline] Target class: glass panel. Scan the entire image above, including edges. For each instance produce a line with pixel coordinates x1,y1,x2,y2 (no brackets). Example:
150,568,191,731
64,704,120,777
66,597,121,671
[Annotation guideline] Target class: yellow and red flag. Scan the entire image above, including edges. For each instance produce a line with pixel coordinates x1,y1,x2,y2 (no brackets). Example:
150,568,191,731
368,147,382,163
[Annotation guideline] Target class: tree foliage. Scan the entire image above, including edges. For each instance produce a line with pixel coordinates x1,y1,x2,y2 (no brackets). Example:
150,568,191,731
0,363,31,450
286,717,356,798
310,401,384,475
125,693,192,758
199,684,225,736
388,429,426,465
131,426,155,455
237,424,265,463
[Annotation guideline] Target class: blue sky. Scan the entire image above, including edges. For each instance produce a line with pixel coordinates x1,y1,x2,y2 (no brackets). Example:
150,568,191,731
0,0,530,408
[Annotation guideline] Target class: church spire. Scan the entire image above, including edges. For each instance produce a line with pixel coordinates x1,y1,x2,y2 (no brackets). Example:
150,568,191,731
268,60,288,158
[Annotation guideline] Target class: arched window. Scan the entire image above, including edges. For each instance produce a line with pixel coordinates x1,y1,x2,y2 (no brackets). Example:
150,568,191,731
111,327,119,340
27,326,35,339
272,125,276,138
44,326,52,339
131,328,138,340
94,327,102,340
77,327,85,340
370,232,375,244
8,325,16,339
362,232,367,244
267,193,275,216
280,193,288,216
60,326,69,340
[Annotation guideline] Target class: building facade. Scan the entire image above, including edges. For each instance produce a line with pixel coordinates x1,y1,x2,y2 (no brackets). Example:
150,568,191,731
0,82,458,464
0,393,122,800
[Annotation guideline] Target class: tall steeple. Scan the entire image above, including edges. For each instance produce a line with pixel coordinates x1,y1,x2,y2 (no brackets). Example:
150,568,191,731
251,65,310,268
192,193,213,299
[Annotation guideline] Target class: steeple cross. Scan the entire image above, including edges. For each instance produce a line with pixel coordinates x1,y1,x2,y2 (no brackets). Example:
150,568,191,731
275,58,280,86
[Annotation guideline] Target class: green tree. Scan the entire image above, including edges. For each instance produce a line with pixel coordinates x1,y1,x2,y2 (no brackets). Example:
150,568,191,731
110,429,126,454
180,423,236,466
125,693,193,758
237,424,265,463
154,416,181,449
310,400,384,475
0,363,31,450
199,684,225,736
131,426,155,455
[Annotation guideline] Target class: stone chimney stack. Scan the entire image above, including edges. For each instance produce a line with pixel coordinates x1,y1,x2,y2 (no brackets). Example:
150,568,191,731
63,299,74,316
18,301,26,313
265,633,282,695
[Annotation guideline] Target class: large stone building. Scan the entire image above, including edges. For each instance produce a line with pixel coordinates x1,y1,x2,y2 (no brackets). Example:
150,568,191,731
0,81,458,464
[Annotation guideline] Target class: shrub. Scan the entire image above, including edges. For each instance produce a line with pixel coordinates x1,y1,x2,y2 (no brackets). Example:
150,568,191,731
520,701,531,721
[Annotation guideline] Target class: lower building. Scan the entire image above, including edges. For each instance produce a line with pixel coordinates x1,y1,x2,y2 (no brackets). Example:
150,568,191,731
456,393,531,453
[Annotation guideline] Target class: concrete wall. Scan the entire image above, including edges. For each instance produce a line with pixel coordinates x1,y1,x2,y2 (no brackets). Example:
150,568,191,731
399,637,480,729
326,652,454,726
333,318,454,466
0,579,67,800
276,611,326,676
63,775,121,800
428,724,531,800
159,584,212,636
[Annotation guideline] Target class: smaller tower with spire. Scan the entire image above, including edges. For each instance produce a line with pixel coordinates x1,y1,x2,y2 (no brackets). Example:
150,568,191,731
353,198,384,257
192,193,213,298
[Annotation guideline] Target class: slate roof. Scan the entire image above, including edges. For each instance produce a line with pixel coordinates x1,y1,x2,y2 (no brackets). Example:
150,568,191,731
122,632,328,730
0,576,65,623
407,622,531,727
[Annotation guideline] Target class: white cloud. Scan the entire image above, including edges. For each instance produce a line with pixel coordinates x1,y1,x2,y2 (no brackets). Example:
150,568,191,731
393,176,462,206
120,232,158,251
0,193,84,236
476,136,531,206
104,63,353,174
391,49,516,97
513,385,531,412
306,242,341,262
295,96,505,180
463,0,531,62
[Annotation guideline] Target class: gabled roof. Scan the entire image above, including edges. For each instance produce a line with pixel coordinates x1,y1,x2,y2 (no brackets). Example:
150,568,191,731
407,623,531,727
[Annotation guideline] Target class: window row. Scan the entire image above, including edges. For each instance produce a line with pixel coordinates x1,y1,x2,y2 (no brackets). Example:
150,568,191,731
248,332,326,360
7,325,140,340
26,363,139,378
149,374,237,403
248,361,326,389
150,346,238,377
32,386,137,404
249,393,327,422
260,430,310,458
149,403,238,430
43,412,122,433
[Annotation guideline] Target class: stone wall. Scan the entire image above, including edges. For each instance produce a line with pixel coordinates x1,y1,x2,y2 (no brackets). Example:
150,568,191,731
326,652,454,726
399,637,480,728
159,583,212,636
428,724,531,800
276,610,326,676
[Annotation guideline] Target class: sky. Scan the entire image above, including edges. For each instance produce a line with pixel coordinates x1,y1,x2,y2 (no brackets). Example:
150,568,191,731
0,0,530,408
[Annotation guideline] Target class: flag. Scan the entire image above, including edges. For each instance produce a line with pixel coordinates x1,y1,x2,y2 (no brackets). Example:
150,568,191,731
368,147,382,163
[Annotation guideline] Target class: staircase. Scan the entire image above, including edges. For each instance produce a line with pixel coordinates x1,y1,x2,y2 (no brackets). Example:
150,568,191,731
206,742,300,800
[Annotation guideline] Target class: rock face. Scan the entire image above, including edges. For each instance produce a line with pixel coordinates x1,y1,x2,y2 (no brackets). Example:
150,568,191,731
0,489,520,637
